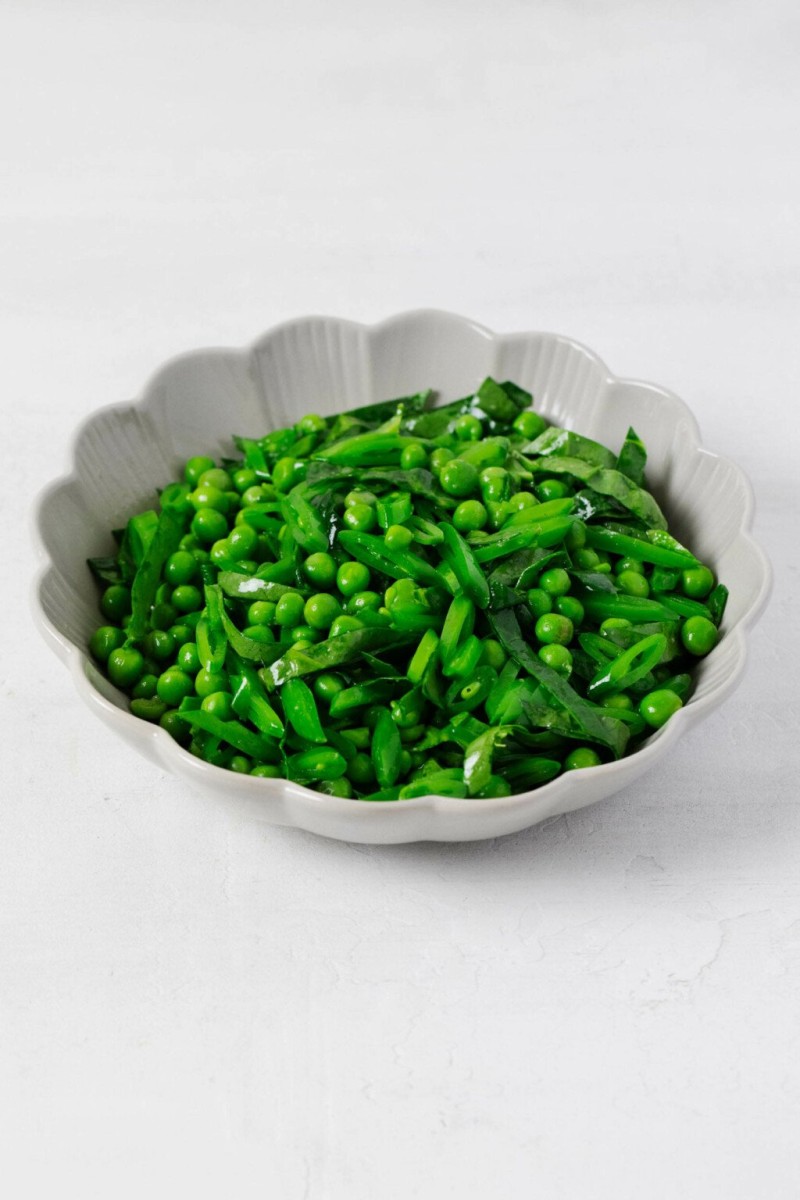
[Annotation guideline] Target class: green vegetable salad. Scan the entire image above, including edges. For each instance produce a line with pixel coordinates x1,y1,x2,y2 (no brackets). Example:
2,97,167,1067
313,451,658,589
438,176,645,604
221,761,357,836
87,379,727,800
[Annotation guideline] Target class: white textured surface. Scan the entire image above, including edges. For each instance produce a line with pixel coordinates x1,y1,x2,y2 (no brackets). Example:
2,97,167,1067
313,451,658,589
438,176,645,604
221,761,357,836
3,0,800,1196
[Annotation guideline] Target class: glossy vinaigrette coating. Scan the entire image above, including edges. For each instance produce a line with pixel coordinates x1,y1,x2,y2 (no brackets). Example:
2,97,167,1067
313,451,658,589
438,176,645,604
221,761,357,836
86,379,728,800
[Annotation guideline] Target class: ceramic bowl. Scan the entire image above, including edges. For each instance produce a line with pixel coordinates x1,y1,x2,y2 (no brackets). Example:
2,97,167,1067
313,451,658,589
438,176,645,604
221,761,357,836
32,311,771,843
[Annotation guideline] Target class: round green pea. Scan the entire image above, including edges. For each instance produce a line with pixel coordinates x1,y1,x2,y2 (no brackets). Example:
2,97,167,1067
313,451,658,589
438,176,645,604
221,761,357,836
440,458,479,498
555,595,584,625
229,755,252,774
195,667,228,698
479,467,510,503
304,593,342,630
600,618,632,635
506,491,536,513
617,570,650,598
241,484,266,507
190,483,229,514
303,552,338,588
453,499,488,532
274,591,306,627
534,612,574,646
232,468,258,494
251,765,282,778
242,625,275,645
455,414,483,441
538,567,571,597
573,547,602,571
100,585,131,623
601,692,634,711
191,507,228,545
159,710,190,744
527,587,553,618
201,691,233,720
564,747,602,770
289,625,320,645
345,590,382,615
329,614,365,637
429,447,454,471
164,550,199,586
337,560,371,597
313,673,345,703
479,638,507,671
400,443,427,469
227,524,259,560
198,467,233,493
538,643,573,676
682,565,715,598
384,524,414,550
513,410,548,439
131,673,158,700
156,667,193,706
615,557,645,576
143,630,174,662
343,503,376,532
247,601,276,626
184,455,216,486
107,646,144,688
639,689,683,728
171,585,203,614
89,625,126,663
681,615,717,656
345,490,377,508
177,642,200,673
297,413,326,435
535,478,571,502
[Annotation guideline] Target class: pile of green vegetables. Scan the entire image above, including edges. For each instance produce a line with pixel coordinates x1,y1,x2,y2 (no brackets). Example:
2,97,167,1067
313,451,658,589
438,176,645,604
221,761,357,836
87,379,727,801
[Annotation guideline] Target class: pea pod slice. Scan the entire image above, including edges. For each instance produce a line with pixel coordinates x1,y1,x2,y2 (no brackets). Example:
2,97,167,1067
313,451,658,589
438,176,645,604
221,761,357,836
586,633,667,699
282,678,327,744
371,708,402,789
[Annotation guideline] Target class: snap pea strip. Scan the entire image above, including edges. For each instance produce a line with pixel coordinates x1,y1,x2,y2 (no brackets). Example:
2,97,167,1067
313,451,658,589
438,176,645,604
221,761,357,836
88,374,726,800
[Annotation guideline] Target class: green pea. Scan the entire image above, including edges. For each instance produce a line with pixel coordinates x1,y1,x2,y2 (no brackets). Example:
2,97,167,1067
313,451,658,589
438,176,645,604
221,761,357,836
241,484,266,507
534,613,574,646
274,591,306,627
164,550,199,586
343,503,376,532
506,491,536,513
639,688,683,728
304,593,342,630
535,479,571,502
682,565,715,598
303,552,338,588
313,673,345,703
191,507,228,544
345,590,382,615
290,625,321,645
232,468,258,494
345,489,377,508
564,521,586,551
527,587,553,619
251,765,282,778
329,615,365,637
615,557,645,576
247,600,276,626
243,625,275,644
538,567,571,596
177,642,200,673
601,692,634,710
455,414,483,441
600,618,632,635
347,753,375,787
156,667,193,706
573,547,602,571
429,447,454,472
513,410,548,439
131,673,158,700
681,615,717,656
317,777,354,798
171,584,203,613
195,667,228,698
440,458,479,497
538,644,573,676
201,691,233,720
190,483,230,514
227,524,259,560
100,585,131,623
337,560,371,597
107,647,144,688
143,630,174,662
229,755,252,774
159,710,190,744
384,524,414,550
198,467,233,493
555,595,584,625
564,747,602,770
297,413,326,435
479,467,509,504
184,455,216,486
453,499,488,532
400,443,427,469
272,457,306,492
617,570,650,598
89,625,126,663
130,698,167,723
479,638,506,671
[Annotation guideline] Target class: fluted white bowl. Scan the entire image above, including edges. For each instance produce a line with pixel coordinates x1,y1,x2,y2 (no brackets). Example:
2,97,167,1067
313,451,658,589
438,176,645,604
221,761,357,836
32,311,771,843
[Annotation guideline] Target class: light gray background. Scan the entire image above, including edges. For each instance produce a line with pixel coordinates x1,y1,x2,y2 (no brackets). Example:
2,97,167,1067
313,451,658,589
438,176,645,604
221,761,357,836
3,2,799,1197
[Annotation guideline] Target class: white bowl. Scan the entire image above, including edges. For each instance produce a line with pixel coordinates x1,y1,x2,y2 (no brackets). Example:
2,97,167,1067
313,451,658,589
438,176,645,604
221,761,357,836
32,311,772,843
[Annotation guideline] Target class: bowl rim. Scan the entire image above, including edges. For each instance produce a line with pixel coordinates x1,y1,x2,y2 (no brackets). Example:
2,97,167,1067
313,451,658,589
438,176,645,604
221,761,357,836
30,308,774,832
